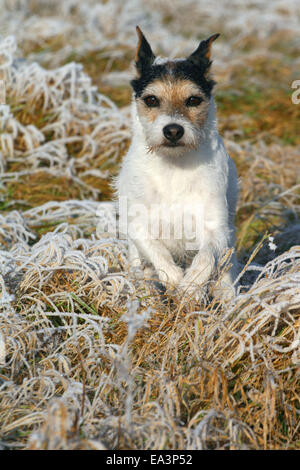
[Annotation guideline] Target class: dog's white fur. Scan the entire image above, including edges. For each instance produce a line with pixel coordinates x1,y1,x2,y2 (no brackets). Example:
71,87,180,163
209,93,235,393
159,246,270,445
116,93,239,300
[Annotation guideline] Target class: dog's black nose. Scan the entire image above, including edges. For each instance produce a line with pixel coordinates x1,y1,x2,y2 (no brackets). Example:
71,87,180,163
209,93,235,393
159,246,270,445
163,123,184,143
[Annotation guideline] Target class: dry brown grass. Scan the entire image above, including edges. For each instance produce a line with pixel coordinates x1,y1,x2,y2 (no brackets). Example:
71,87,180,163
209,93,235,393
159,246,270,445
1,235,299,449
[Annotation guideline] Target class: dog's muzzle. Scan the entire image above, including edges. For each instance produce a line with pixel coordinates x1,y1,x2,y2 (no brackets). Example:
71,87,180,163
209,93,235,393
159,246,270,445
163,123,184,144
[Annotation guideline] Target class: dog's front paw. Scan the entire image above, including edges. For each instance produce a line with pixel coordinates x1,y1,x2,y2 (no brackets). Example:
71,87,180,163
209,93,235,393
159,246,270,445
178,271,208,301
158,265,183,287
178,281,206,300
211,282,236,302
128,263,144,277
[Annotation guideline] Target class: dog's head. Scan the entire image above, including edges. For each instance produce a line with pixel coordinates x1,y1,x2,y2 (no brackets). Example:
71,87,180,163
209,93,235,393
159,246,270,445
131,26,219,157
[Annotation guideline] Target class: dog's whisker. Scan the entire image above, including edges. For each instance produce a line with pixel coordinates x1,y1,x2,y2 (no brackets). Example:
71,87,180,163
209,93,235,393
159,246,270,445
146,145,158,154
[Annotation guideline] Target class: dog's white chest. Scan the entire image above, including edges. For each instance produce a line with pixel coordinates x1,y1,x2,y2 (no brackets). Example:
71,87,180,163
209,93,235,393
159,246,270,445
144,158,217,211
138,160,220,252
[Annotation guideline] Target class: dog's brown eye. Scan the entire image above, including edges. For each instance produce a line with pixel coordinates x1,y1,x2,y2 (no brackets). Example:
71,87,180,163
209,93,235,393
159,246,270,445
143,95,160,107
186,96,203,107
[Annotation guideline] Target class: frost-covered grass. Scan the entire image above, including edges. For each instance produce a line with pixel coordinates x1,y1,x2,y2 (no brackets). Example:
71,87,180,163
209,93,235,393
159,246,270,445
0,0,299,450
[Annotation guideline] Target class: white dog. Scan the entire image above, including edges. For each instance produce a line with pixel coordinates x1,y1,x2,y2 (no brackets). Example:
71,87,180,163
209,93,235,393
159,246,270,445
115,27,239,300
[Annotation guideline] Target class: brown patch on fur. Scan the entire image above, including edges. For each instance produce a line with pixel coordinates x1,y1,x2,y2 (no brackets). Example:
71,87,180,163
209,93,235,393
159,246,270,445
205,33,220,60
166,61,177,71
137,77,210,128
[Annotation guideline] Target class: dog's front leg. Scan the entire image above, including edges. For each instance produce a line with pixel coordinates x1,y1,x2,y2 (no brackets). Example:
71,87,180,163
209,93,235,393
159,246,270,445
128,239,156,280
211,250,239,301
178,247,215,298
133,237,184,286
179,245,238,301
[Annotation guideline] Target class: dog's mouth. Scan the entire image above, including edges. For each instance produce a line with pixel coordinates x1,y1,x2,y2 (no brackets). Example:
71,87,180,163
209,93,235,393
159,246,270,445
162,141,185,148
147,141,196,154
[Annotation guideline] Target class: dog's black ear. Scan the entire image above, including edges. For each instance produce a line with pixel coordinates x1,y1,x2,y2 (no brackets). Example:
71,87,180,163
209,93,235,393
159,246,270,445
187,33,220,69
135,26,155,74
